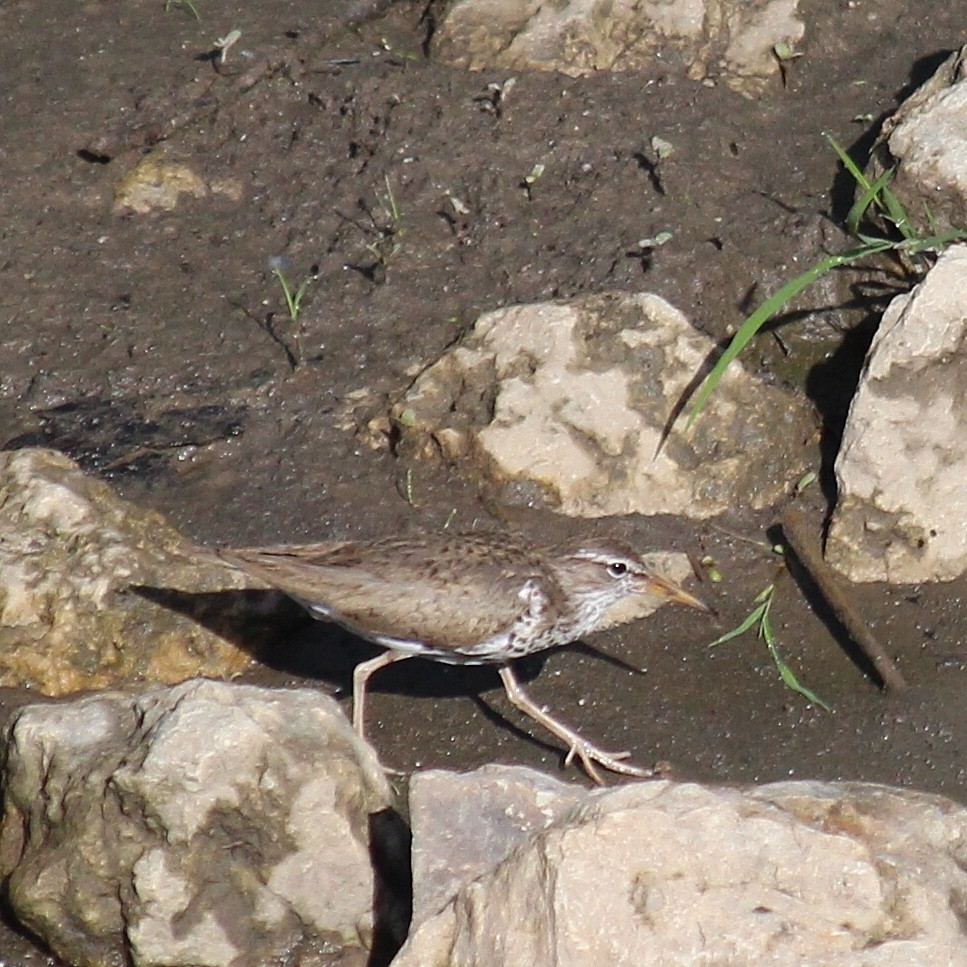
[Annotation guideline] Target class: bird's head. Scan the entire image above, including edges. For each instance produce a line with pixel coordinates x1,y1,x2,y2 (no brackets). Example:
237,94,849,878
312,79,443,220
550,538,710,638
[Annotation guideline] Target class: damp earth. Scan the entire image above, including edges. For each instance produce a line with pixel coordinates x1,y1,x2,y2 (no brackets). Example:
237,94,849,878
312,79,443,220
1,1,966,962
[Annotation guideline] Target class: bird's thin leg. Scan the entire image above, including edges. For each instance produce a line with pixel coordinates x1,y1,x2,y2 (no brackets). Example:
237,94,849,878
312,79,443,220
352,651,413,737
498,665,654,785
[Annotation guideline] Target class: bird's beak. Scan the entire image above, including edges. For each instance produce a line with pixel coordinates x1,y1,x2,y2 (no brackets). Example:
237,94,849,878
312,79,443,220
642,572,712,613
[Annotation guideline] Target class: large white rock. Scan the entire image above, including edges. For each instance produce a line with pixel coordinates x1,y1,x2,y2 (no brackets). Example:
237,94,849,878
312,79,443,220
873,45,967,236
431,0,804,96
0,680,400,967
827,245,967,582
394,766,967,967
393,292,811,519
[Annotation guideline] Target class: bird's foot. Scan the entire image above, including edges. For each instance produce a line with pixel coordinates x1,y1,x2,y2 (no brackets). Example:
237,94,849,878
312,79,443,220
498,665,657,785
563,739,655,785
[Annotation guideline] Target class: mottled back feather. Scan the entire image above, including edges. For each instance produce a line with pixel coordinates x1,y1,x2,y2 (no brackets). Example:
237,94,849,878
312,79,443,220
218,533,558,655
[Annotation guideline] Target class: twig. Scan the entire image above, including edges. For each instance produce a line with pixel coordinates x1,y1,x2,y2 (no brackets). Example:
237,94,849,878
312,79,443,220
780,504,908,693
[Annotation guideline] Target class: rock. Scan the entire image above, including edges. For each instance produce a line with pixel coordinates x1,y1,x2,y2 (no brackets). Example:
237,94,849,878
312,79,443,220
395,766,967,967
431,0,804,97
0,679,402,967
408,766,586,927
113,152,243,214
392,293,812,519
0,448,276,695
870,45,967,236
827,245,967,582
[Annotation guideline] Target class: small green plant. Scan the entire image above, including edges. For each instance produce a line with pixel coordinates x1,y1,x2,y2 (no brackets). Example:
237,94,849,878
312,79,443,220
379,37,419,62
710,579,832,711
271,260,313,322
400,467,416,506
213,28,241,64
684,136,967,429
363,175,404,264
164,0,200,20
521,162,545,200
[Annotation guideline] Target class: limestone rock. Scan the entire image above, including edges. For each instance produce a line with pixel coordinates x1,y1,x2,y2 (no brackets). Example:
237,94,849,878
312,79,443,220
0,679,400,967
870,45,967,236
395,766,967,967
431,0,804,97
827,245,967,582
392,293,812,519
114,153,243,214
408,765,586,927
0,447,270,694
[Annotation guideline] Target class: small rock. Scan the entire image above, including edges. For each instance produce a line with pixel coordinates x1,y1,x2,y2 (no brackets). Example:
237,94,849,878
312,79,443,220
827,244,967,582
392,293,812,519
431,0,804,96
395,766,967,967
114,153,242,214
0,679,401,967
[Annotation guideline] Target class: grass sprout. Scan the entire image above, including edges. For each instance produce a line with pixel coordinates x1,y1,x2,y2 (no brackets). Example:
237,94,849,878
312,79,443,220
272,264,313,322
379,37,419,62
363,174,404,265
684,136,967,430
521,162,545,199
213,28,241,64
399,467,416,506
710,582,832,711
164,0,200,20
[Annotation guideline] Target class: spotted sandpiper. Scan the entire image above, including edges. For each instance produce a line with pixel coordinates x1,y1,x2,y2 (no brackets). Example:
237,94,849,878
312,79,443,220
218,531,709,783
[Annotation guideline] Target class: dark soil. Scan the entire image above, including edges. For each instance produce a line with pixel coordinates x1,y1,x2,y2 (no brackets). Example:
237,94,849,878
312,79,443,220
2,1,966,963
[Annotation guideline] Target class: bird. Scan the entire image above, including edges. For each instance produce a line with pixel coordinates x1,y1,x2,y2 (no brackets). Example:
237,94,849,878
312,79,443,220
217,531,709,783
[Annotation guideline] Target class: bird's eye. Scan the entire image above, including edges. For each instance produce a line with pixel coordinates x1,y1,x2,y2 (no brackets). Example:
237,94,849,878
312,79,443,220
607,561,628,577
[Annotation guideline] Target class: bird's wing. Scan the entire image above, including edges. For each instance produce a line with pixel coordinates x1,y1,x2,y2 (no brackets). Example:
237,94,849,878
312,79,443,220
217,540,543,653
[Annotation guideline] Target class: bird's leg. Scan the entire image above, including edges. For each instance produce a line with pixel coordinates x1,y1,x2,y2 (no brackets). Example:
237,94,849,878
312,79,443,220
498,665,655,785
352,651,413,736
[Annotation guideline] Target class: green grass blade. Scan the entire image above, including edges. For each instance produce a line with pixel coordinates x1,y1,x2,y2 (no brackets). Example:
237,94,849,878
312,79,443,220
879,183,914,239
761,608,833,711
709,602,768,647
828,136,914,240
273,268,312,320
768,641,833,710
684,242,889,430
752,584,774,605
828,136,871,191
710,583,831,710
273,268,293,310
294,277,312,308
902,228,967,254
846,167,895,235
853,231,889,246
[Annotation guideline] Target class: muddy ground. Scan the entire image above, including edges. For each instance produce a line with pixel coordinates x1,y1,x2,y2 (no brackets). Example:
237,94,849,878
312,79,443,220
2,0,966,962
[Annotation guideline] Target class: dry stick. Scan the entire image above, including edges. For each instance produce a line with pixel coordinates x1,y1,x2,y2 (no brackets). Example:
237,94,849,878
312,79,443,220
780,504,908,693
